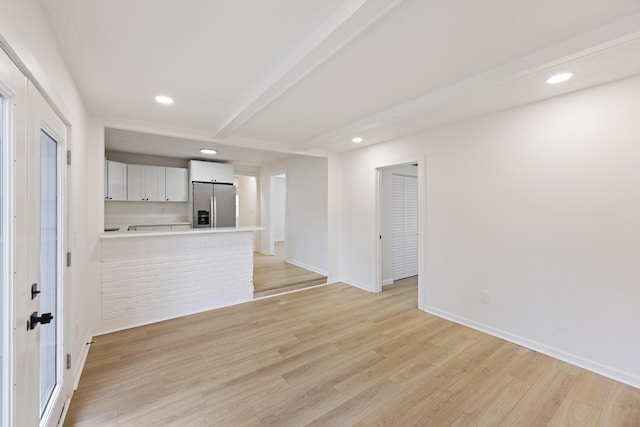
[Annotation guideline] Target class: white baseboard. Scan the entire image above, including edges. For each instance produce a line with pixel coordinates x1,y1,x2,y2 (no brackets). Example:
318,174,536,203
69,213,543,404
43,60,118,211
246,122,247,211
259,249,270,256
73,332,93,391
381,278,394,286
342,278,378,293
285,258,329,277
57,397,72,427
63,332,93,426
423,305,640,390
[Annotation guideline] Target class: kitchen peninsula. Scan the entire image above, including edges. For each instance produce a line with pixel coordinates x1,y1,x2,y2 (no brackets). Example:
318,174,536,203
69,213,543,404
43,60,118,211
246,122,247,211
99,226,262,333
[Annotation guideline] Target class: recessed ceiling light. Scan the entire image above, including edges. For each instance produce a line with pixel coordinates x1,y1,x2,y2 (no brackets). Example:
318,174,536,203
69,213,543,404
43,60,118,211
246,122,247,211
155,95,174,104
352,136,363,143
200,148,217,155
546,73,573,85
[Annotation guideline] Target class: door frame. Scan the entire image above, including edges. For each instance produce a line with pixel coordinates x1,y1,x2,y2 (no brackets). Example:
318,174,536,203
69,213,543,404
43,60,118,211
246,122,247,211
1,33,73,427
0,62,18,427
374,156,426,310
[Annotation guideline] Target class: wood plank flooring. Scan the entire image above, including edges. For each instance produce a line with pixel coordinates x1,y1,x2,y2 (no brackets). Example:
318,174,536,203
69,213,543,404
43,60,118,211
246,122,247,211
253,241,327,298
65,278,640,426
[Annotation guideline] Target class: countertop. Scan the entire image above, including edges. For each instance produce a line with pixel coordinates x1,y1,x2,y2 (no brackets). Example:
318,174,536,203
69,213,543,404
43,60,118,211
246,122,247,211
101,225,264,239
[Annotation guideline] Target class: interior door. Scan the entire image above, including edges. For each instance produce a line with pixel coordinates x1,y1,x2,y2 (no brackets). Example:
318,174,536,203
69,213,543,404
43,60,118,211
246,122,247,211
403,177,419,277
392,174,418,280
23,84,68,427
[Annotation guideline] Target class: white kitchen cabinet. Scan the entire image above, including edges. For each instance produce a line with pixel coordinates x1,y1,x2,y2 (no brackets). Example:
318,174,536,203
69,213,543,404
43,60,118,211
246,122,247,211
105,160,127,201
165,167,188,202
189,160,234,183
127,164,166,202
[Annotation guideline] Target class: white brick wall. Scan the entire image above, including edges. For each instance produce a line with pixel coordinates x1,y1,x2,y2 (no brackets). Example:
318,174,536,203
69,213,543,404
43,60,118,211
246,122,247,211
100,231,254,333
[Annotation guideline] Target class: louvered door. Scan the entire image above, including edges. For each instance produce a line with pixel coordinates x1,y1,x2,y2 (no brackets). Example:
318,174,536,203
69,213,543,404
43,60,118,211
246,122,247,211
391,175,418,280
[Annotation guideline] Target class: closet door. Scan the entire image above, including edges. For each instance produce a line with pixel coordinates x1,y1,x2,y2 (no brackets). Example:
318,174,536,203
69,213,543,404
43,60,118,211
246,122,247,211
391,176,405,280
403,177,418,277
391,175,418,280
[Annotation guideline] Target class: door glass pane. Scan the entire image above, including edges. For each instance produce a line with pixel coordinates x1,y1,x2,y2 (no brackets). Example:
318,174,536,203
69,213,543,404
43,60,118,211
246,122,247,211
39,130,58,415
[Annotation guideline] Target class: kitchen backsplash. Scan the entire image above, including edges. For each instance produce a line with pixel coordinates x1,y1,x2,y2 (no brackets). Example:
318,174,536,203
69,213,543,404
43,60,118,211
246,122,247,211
105,201,189,226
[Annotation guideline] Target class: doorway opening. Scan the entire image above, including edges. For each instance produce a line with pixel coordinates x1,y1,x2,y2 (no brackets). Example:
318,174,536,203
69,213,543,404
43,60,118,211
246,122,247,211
253,170,326,298
377,162,421,306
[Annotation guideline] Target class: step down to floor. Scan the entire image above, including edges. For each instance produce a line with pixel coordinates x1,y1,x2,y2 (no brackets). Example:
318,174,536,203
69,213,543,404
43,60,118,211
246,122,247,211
253,277,327,298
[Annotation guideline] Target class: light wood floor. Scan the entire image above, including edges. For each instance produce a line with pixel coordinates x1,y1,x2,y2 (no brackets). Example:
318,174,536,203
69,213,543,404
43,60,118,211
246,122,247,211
253,241,327,298
65,278,639,426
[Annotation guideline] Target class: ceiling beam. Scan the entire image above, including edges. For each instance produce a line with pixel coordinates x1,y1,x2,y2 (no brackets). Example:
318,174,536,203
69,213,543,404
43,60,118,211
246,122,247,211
212,0,405,139
294,12,640,152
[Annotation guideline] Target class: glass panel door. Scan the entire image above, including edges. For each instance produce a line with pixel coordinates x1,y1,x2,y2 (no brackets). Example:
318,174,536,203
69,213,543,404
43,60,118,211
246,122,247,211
39,130,58,416
24,83,67,427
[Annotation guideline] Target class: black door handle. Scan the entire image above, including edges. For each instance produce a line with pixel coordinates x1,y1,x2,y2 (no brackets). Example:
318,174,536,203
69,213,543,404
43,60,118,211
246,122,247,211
28,312,54,330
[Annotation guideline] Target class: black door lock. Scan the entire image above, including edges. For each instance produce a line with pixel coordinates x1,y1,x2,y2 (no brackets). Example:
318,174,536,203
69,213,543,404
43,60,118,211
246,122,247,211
29,312,54,330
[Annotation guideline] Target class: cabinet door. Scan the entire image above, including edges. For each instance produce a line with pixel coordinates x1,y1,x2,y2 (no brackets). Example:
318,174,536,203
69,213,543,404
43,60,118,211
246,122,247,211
107,160,127,201
127,164,145,201
144,166,166,202
165,167,188,202
189,160,213,183
189,160,234,183
211,163,234,183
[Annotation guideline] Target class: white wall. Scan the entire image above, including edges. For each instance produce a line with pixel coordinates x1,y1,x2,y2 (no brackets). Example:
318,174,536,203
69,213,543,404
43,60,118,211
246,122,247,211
105,151,189,168
327,153,343,284
0,0,97,412
235,175,259,249
380,164,418,284
236,175,258,227
104,202,189,227
271,176,286,241
260,155,328,275
337,74,640,388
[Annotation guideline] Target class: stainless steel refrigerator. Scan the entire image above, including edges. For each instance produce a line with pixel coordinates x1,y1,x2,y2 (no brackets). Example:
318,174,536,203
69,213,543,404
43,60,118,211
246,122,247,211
192,182,237,228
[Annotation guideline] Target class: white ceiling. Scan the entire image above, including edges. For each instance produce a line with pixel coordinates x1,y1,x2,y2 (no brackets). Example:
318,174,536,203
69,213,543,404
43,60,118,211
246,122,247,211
104,128,291,167
40,0,640,162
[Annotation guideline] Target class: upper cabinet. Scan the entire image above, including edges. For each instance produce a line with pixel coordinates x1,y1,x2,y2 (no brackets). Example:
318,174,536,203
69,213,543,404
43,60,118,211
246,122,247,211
104,159,189,203
105,160,127,201
189,160,233,184
165,167,188,202
127,164,166,202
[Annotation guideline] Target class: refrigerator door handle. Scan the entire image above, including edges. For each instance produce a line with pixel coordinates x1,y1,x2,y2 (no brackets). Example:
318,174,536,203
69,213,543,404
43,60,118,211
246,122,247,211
213,196,217,228
210,196,214,228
